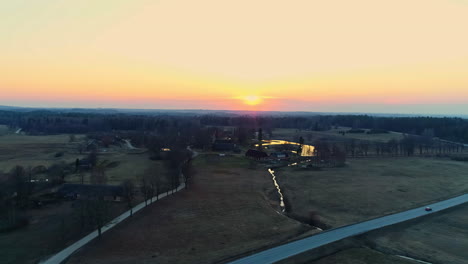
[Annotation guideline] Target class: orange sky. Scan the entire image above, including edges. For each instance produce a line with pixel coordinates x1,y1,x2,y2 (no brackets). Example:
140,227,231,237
1,0,467,114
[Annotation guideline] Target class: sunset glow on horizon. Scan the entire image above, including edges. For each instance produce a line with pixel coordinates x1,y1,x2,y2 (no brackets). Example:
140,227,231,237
1,0,468,114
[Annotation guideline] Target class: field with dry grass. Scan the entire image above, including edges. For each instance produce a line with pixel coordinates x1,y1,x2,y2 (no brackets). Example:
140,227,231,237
0,125,10,135
311,247,418,264
272,127,404,144
279,157,468,228
66,152,165,186
0,134,83,174
0,133,162,186
364,203,468,264
66,154,312,264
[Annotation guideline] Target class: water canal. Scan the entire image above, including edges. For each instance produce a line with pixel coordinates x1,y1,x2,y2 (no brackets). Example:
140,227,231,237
262,140,315,213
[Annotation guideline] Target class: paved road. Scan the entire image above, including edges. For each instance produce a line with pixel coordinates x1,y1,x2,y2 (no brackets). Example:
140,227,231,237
229,194,468,264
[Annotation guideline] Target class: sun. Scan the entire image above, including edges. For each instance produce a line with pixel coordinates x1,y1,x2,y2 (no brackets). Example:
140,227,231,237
243,95,262,106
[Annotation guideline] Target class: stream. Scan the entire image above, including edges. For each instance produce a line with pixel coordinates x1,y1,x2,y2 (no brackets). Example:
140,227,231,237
268,168,285,212
263,140,315,213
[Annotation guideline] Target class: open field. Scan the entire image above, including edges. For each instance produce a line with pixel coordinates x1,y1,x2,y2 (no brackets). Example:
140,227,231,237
364,203,468,264
272,127,404,144
66,152,165,186
0,134,83,173
279,157,468,227
311,247,418,264
0,125,9,135
66,154,311,264
0,133,161,186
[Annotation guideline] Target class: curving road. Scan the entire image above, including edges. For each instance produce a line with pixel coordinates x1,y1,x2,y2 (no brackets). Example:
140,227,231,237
228,194,468,264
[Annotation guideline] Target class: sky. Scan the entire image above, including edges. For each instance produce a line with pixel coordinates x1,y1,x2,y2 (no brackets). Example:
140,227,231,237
1,0,467,115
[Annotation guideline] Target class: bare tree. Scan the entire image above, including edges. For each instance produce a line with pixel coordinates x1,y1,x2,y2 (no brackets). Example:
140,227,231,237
164,148,190,193
9,166,28,207
140,175,153,206
151,172,162,201
88,149,98,167
84,195,109,238
359,141,370,156
257,128,263,151
121,179,135,216
90,161,108,185
181,159,195,189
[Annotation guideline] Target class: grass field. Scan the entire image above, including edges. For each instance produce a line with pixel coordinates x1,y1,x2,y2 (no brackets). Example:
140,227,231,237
311,247,418,264
0,133,161,186
66,154,312,264
364,203,468,264
0,134,83,174
0,125,9,135
279,157,468,227
272,127,404,144
66,152,165,186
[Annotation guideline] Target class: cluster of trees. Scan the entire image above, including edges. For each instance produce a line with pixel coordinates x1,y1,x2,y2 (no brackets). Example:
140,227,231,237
341,135,464,157
312,141,346,167
0,166,40,231
329,115,468,143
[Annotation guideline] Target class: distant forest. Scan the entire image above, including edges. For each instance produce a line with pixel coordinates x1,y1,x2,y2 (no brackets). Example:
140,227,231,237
0,110,467,143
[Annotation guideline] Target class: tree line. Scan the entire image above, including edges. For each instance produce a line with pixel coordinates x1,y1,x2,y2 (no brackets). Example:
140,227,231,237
1,110,467,143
